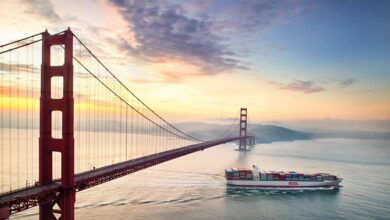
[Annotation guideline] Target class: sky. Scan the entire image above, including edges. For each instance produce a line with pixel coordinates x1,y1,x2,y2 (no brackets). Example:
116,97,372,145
0,0,389,125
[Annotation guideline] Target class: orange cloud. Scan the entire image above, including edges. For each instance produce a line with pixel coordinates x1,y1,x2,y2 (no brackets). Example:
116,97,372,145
147,57,207,83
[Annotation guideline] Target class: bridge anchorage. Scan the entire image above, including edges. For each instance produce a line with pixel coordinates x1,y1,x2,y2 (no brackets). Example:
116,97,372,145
0,28,255,220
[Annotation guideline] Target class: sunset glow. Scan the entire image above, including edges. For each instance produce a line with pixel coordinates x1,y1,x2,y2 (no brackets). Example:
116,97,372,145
1,0,389,123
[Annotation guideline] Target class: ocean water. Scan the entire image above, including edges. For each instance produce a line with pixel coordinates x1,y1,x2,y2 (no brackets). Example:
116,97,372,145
13,138,390,220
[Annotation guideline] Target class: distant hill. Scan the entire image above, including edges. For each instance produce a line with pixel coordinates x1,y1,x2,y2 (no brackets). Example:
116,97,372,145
175,122,224,133
250,125,313,143
176,122,390,143
310,129,390,140
176,122,313,143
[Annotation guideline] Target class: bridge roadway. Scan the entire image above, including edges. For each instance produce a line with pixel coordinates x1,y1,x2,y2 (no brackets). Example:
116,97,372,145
0,136,254,215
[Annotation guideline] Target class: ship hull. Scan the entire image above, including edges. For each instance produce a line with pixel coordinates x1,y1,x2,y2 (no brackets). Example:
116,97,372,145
227,179,342,189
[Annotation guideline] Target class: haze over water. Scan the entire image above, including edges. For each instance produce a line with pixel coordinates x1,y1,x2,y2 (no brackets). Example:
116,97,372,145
13,138,390,220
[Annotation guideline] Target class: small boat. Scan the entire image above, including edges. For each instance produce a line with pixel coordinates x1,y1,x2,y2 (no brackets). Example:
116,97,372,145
225,165,342,189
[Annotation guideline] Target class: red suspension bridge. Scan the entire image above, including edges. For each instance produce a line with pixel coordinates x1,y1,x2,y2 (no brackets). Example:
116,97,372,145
0,29,255,220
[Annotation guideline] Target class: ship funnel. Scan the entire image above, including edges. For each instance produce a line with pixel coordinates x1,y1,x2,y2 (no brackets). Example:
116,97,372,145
252,165,260,180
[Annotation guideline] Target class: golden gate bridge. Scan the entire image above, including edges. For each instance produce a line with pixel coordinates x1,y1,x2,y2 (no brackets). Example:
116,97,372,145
0,29,255,220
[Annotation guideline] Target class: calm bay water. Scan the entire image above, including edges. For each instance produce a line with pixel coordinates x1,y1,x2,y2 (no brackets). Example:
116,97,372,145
13,138,390,219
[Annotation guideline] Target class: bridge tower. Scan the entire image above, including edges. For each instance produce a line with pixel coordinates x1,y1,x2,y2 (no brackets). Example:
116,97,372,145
39,29,75,220
239,108,247,150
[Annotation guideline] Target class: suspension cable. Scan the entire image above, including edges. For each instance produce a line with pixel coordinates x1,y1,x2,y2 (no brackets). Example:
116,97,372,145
72,33,201,142
0,39,42,55
72,54,198,142
0,32,43,48
215,111,240,139
0,30,67,55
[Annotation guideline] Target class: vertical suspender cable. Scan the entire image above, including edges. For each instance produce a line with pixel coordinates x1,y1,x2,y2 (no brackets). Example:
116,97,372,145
92,61,95,168
77,42,81,173
87,55,90,169
98,65,102,168
126,105,128,159
8,51,11,191
17,48,20,189
31,41,34,183
105,72,108,166
136,104,138,157
120,94,122,161
131,105,133,159
26,42,29,187
1,53,3,193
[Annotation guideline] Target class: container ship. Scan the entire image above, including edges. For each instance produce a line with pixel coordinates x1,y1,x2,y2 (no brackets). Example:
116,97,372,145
225,165,342,189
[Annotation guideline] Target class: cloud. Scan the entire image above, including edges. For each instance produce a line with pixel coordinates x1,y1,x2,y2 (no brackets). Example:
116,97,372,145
21,0,61,22
265,77,358,94
182,0,215,13
0,62,39,73
220,0,281,32
339,78,356,87
280,80,325,94
263,80,283,86
266,44,287,52
159,71,182,83
129,78,158,84
109,0,244,74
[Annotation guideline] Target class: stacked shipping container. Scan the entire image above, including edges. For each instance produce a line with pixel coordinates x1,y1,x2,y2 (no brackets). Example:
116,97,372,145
225,169,337,182
225,168,253,180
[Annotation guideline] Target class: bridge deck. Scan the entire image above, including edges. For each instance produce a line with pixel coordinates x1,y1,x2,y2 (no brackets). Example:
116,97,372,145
0,136,253,214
